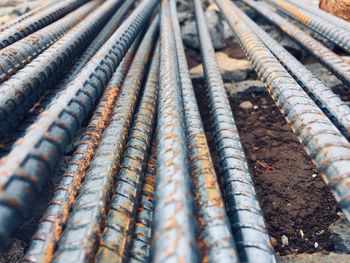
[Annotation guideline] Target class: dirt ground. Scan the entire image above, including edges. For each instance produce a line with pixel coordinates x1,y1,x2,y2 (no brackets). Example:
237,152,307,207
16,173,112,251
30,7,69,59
192,77,340,256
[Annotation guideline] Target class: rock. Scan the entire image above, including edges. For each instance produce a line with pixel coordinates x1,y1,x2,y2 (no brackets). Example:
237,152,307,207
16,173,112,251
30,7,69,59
190,52,253,81
329,216,350,253
239,101,253,110
281,235,289,246
278,253,350,263
225,80,265,97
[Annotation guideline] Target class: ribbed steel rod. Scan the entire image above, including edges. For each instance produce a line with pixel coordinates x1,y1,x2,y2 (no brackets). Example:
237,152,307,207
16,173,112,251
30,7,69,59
4,0,134,147
96,42,159,263
194,0,276,262
216,0,350,221
0,0,88,49
0,0,124,138
170,0,238,261
244,1,350,88
128,138,157,263
0,0,157,246
53,18,158,262
272,0,350,54
0,0,97,84
150,0,199,261
241,0,350,140
0,0,58,32
21,37,140,263
285,0,350,33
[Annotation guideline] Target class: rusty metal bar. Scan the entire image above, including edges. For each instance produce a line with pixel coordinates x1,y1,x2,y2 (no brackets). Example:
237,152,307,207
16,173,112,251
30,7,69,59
0,0,89,49
194,0,276,262
150,0,199,262
0,0,126,138
3,0,134,149
241,0,350,140
128,138,157,263
0,0,58,32
0,0,98,84
96,42,159,263
0,0,158,246
52,17,158,262
243,1,350,89
216,0,350,222
170,0,239,261
272,0,350,54
284,0,350,33
21,37,140,263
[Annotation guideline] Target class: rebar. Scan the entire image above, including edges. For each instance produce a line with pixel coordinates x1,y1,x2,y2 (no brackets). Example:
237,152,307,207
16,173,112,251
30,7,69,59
52,17,158,262
285,0,350,33
241,0,350,140
216,0,350,222
195,0,276,262
170,0,239,261
128,139,157,263
273,0,350,54
150,0,199,262
96,42,159,263
242,1,350,88
0,0,89,49
0,0,125,138
21,36,140,263
0,0,97,84
0,0,157,246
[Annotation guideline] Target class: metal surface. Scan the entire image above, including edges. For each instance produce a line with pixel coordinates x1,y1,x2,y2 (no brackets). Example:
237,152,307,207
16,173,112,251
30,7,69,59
170,0,238,261
244,1,350,88
150,0,199,262
0,0,88,49
285,0,350,33
21,35,140,263
273,0,350,54
0,1,97,84
128,138,157,263
3,0,134,150
0,0,157,246
0,0,124,137
53,17,158,262
194,0,276,262
96,42,159,263
241,0,350,140
216,0,350,222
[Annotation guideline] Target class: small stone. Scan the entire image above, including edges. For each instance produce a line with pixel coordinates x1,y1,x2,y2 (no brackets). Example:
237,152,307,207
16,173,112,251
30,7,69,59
281,235,289,246
270,236,277,247
312,173,317,178
299,229,304,239
253,105,258,110
314,242,319,248
239,101,253,110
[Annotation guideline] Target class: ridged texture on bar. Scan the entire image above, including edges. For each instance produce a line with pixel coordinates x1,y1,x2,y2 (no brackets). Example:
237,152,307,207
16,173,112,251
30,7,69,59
21,34,140,263
216,0,350,222
273,0,350,53
195,0,276,262
246,1,350,87
52,17,158,262
170,0,239,262
241,0,350,140
0,1,97,84
0,0,124,137
0,0,157,246
150,0,199,261
96,42,159,263
128,139,157,263
0,0,88,49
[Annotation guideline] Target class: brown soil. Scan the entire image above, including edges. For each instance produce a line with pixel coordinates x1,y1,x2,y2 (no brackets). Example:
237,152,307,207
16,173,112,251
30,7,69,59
192,79,340,256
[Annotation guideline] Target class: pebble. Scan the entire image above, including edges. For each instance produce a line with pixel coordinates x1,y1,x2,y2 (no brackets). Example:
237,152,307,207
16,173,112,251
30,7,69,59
312,173,317,178
281,235,289,246
253,105,259,110
239,101,253,109
314,242,319,248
